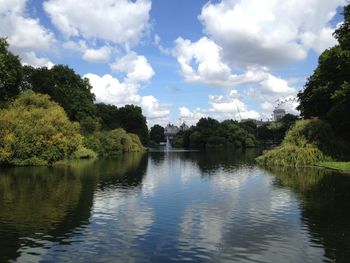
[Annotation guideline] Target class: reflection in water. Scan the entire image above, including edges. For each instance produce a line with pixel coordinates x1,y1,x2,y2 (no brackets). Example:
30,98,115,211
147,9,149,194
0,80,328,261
0,153,147,262
266,166,350,262
0,151,350,262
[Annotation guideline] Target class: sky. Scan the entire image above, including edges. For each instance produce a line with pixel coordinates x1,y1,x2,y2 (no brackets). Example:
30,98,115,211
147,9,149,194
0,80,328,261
0,0,346,126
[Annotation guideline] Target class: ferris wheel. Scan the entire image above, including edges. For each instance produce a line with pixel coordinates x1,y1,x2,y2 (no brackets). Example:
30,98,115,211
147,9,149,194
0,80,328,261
275,97,298,109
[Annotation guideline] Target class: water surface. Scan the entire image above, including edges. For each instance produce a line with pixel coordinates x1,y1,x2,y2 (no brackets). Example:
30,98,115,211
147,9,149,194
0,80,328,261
1,150,350,262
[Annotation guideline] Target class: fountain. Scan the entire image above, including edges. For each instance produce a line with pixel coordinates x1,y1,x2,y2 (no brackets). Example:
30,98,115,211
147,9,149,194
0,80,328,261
165,136,171,151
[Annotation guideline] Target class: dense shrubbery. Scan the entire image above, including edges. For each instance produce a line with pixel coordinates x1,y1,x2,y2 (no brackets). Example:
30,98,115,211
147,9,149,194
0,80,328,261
172,118,257,149
256,118,349,167
84,129,145,157
0,91,88,165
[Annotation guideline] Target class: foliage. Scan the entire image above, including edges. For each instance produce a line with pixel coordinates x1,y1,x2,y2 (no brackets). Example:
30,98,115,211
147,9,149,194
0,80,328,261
149,124,165,144
0,91,85,165
256,143,332,167
297,4,350,142
256,118,350,167
172,118,257,149
84,128,145,157
117,105,149,145
318,162,350,173
95,103,120,130
72,147,97,159
22,65,97,123
0,38,23,106
255,114,300,143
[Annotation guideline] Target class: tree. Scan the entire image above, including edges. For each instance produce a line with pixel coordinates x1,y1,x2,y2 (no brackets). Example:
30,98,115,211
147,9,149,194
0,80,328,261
117,105,149,145
22,65,97,123
0,38,23,106
297,4,350,142
0,91,85,165
149,124,165,144
95,103,120,130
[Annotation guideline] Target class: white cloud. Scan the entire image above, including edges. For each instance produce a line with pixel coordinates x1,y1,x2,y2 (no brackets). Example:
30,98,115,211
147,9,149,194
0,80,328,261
111,51,154,82
179,106,206,126
44,0,152,48
82,46,111,63
85,73,141,106
179,90,260,125
199,0,344,67
0,0,55,67
141,96,170,119
85,73,169,122
21,52,54,68
208,91,260,120
174,37,245,87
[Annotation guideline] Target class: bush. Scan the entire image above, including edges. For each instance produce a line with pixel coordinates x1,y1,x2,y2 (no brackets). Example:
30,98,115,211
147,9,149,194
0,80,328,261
256,143,332,167
72,147,97,159
0,91,86,165
256,118,347,167
84,129,145,157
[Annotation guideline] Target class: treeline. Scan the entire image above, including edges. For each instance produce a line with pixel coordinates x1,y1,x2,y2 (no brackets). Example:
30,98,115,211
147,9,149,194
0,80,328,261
0,38,149,145
0,38,147,166
258,4,350,167
172,118,257,149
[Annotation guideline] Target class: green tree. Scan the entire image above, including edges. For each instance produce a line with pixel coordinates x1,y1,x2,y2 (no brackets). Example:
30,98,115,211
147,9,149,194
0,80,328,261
22,65,97,123
95,103,120,130
297,4,350,141
150,124,165,144
0,38,23,106
0,91,86,165
117,105,149,145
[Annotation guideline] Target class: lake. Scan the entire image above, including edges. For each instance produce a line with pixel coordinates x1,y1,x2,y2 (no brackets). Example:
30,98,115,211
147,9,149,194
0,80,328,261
1,150,350,262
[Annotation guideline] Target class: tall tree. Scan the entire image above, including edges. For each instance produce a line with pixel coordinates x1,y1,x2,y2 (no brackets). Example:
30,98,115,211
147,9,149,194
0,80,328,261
22,65,97,122
117,105,149,145
150,124,165,143
96,103,120,130
297,4,350,142
0,38,23,106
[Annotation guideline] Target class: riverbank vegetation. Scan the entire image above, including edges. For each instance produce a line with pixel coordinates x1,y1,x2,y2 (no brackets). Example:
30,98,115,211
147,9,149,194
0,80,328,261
0,38,147,166
317,162,350,173
0,91,84,165
172,118,256,149
257,4,350,167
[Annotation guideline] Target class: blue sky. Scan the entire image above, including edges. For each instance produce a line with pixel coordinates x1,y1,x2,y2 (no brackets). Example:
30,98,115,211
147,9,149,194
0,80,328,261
0,0,346,126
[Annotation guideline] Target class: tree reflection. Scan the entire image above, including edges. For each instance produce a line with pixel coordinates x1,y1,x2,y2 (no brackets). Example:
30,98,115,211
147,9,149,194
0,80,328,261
265,166,350,262
0,152,147,262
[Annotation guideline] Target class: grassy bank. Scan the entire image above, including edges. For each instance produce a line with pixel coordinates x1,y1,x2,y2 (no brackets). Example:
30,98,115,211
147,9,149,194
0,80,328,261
317,162,350,173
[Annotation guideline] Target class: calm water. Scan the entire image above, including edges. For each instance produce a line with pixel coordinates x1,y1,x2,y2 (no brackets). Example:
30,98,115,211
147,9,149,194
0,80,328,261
1,150,350,262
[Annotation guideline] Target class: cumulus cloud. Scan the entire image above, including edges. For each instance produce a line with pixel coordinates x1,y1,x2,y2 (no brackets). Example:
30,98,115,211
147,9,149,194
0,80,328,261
21,52,54,68
173,37,244,87
85,73,170,123
0,0,55,67
111,51,154,82
179,106,206,126
199,0,344,67
44,0,151,48
179,90,260,125
82,46,111,63
208,90,260,120
84,52,168,122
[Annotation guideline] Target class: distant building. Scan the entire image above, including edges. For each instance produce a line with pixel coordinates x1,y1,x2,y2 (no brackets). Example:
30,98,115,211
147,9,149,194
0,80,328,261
164,123,179,138
273,108,286,121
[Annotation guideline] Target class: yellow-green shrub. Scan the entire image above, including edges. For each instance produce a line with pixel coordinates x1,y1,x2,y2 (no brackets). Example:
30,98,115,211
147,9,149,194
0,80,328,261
256,118,344,167
0,91,85,165
84,129,145,157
